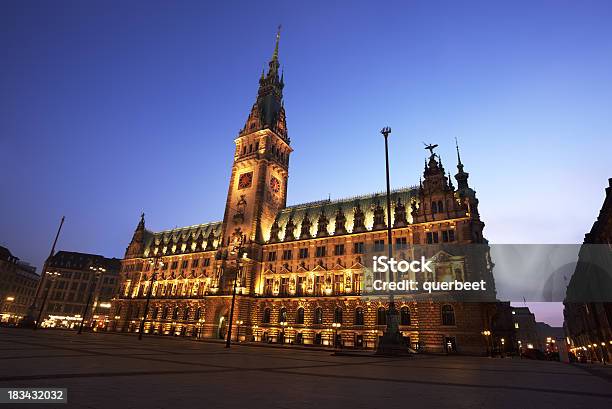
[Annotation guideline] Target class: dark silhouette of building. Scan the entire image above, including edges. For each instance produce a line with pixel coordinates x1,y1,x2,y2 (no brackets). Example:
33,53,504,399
0,246,39,324
564,178,612,363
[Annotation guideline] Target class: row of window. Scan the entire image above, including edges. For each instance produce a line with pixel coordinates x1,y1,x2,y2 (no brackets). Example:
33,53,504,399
240,141,289,164
145,306,204,321
426,230,455,244
143,258,211,272
261,305,456,326
263,273,362,297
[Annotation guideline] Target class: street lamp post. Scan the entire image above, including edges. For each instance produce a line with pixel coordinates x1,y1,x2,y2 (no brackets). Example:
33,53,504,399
78,265,106,334
279,321,287,344
139,255,163,341
482,330,492,357
226,232,246,348
1,296,15,324
28,216,64,330
375,126,407,355
236,320,244,342
35,271,61,329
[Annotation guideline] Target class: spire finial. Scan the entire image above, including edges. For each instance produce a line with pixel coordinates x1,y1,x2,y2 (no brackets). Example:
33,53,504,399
455,136,463,166
273,24,282,61
136,212,145,231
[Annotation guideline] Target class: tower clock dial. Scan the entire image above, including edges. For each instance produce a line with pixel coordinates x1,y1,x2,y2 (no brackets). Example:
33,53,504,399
270,176,281,194
238,172,253,190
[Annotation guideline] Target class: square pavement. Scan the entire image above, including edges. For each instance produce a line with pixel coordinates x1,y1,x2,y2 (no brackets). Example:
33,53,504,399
0,328,610,409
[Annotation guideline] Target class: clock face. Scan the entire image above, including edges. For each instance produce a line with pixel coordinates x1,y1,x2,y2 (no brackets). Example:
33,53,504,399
238,172,253,190
270,176,281,194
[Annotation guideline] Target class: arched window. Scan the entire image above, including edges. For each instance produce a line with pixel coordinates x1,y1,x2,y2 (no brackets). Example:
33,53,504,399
183,307,190,321
152,306,159,319
314,307,323,324
263,308,271,323
432,201,438,213
438,200,444,212
296,307,305,324
355,307,364,326
279,308,287,323
161,306,168,319
441,305,455,326
194,307,201,321
377,307,387,325
334,307,343,324
400,307,411,325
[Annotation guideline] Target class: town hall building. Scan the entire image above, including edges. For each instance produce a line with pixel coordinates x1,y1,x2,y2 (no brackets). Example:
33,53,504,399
110,30,507,354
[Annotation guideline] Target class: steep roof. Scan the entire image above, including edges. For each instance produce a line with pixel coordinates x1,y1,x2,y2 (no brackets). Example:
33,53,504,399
143,221,223,257
269,185,419,242
48,251,121,272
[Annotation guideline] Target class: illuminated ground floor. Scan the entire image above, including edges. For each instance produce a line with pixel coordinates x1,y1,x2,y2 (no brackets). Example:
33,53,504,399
110,296,505,355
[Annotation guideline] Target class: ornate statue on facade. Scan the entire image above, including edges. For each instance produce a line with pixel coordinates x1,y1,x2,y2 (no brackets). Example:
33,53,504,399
233,195,247,224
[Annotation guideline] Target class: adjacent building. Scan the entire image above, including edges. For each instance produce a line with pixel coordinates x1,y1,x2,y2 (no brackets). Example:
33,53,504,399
0,246,40,324
111,30,510,355
512,307,541,351
564,178,612,363
34,251,121,329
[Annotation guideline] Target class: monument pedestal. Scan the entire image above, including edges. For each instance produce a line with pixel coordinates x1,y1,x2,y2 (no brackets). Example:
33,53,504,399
375,304,412,356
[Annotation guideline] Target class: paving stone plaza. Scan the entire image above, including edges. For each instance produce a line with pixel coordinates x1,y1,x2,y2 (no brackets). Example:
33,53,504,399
0,328,611,409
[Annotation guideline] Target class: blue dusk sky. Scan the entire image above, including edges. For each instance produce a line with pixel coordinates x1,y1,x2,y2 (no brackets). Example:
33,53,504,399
2,1,611,326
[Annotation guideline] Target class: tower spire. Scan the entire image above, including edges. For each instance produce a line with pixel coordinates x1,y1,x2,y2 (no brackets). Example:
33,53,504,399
455,137,464,171
454,137,470,191
240,27,288,142
272,24,281,62
136,212,145,231
267,25,281,76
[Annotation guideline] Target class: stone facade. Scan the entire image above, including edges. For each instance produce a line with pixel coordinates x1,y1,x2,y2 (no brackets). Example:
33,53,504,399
34,251,121,329
111,30,506,355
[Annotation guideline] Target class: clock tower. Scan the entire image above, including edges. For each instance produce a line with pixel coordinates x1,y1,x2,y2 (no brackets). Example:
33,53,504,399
221,27,291,247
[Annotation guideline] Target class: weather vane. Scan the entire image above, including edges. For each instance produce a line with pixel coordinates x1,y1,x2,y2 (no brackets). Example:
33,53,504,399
423,142,438,156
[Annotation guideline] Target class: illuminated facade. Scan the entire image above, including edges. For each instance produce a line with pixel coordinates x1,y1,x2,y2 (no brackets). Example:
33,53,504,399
112,31,503,354
34,251,121,329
